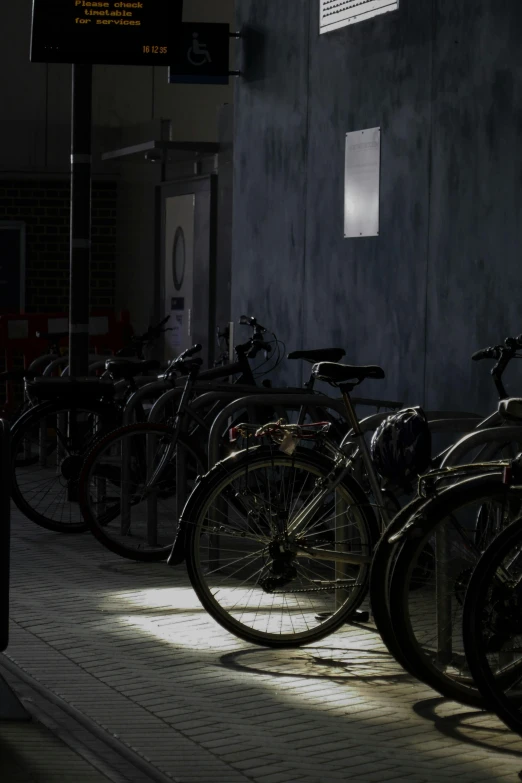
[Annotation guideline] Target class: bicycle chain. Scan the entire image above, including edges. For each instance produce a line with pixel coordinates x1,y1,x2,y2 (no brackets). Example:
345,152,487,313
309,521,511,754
205,525,364,593
269,581,364,594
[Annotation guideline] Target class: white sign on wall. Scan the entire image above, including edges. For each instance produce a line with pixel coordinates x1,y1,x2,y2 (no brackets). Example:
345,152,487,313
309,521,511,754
320,0,399,34
344,128,381,239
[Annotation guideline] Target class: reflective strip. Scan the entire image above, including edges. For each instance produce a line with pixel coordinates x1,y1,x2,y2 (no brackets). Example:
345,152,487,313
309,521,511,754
72,239,91,249
70,154,92,164
70,324,89,334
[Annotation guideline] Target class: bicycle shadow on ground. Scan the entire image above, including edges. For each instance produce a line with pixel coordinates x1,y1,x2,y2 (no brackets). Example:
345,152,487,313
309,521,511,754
220,645,412,684
414,695,522,757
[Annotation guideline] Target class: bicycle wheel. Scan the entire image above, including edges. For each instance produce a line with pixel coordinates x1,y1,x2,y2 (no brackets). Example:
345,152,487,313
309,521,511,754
369,492,436,668
12,399,54,468
11,400,117,532
79,422,204,562
184,445,380,647
463,515,522,733
387,472,522,706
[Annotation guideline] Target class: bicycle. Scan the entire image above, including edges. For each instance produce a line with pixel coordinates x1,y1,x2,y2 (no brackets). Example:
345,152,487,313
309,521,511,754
172,360,389,646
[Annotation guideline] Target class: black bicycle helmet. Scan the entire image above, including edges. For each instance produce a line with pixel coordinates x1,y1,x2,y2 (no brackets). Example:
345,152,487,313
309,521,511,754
370,406,431,489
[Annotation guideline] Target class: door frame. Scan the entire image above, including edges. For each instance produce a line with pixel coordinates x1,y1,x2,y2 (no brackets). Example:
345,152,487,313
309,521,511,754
156,174,218,367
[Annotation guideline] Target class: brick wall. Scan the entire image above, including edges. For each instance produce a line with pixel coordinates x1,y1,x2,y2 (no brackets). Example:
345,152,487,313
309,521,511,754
0,180,117,312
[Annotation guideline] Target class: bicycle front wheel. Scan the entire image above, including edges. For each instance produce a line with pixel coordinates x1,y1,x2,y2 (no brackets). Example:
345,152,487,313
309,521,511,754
184,445,379,647
11,399,117,532
387,473,522,706
463,515,522,733
79,422,204,562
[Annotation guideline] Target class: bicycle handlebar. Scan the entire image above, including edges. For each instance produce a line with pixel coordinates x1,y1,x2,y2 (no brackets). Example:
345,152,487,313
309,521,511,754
472,334,522,399
471,347,501,361
239,315,267,333
180,343,202,359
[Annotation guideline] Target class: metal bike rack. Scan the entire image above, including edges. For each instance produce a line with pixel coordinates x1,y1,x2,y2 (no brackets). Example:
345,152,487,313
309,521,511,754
28,353,61,373
147,383,314,426
207,393,350,470
121,380,175,425
428,413,513,664
141,384,399,546
0,419,30,720
145,385,328,535
440,419,518,467
342,411,483,447
43,354,100,376
61,359,108,376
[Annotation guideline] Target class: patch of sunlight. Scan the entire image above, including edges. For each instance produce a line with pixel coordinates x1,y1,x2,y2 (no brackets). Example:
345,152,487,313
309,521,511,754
97,586,203,612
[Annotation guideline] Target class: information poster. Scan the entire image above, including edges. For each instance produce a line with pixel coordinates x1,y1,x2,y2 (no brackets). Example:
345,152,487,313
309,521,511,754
344,128,381,238
30,0,183,65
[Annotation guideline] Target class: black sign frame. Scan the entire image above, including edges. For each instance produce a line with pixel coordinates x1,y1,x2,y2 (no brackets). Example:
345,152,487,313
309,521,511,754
30,0,183,66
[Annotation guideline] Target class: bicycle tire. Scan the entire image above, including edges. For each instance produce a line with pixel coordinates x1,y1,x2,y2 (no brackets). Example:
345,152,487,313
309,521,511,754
369,492,435,669
183,444,380,647
463,515,522,732
387,472,522,706
11,399,119,533
79,422,205,562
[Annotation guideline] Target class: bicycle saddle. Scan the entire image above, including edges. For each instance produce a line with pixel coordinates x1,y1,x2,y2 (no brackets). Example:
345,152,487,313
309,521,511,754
287,348,346,364
312,362,385,385
104,358,160,380
499,398,522,422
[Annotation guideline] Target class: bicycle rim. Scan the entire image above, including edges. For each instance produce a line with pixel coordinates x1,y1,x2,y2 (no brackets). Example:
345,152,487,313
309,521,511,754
79,423,203,561
388,475,522,706
11,401,116,532
185,446,378,647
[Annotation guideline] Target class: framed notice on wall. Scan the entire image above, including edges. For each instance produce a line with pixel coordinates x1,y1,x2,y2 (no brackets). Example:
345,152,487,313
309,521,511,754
0,223,26,313
30,0,183,65
344,128,381,238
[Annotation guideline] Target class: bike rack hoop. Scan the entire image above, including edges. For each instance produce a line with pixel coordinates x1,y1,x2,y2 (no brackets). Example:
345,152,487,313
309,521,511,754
207,393,349,470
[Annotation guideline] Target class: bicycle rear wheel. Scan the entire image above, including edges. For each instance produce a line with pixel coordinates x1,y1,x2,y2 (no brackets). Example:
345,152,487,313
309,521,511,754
79,422,204,562
184,445,379,647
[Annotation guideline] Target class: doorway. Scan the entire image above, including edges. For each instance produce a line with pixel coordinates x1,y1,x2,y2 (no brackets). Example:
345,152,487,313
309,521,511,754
158,176,217,367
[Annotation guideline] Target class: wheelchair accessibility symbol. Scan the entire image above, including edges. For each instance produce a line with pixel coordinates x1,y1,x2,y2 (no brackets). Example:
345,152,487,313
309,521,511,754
187,33,212,66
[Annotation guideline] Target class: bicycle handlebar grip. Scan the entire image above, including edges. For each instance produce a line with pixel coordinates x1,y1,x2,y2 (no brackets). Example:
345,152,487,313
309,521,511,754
184,343,202,358
471,347,499,361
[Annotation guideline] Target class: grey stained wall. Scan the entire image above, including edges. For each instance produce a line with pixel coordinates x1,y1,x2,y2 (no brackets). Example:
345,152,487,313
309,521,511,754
232,0,522,412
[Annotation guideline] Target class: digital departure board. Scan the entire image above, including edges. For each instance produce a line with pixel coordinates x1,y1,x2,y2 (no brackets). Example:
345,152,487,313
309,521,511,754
30,0,183,65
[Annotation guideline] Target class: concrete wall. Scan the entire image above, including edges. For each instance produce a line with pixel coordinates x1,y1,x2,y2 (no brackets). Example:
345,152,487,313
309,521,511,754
232,0,522,411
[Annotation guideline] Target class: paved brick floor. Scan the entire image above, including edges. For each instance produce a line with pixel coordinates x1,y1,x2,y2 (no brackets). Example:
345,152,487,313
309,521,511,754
3,505,522,782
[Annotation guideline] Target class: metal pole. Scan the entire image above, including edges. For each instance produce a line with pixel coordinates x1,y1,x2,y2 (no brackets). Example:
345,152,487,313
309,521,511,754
69,63,93,377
